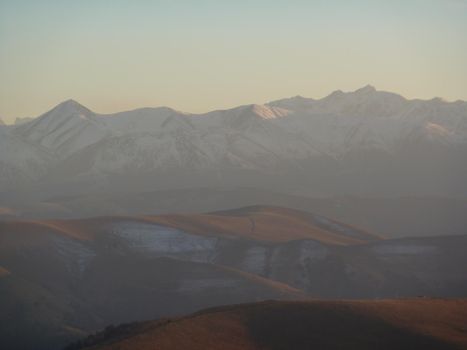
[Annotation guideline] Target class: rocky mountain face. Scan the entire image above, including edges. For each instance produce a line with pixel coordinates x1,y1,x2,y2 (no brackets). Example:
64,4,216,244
2,86,467,198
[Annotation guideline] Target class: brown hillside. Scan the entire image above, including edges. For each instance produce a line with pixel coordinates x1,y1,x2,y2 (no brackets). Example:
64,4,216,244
74,299,467,350
0,220,94,242
0,205,380,245
142,205,380,244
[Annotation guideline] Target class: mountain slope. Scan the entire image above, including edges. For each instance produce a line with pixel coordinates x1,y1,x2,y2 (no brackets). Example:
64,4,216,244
0,127,53,189
13,100,109,158
68,299,467,350
143,205,379,244
2,86,467,197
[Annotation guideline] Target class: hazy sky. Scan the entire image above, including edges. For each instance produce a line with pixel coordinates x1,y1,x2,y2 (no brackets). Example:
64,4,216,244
1,0,466,123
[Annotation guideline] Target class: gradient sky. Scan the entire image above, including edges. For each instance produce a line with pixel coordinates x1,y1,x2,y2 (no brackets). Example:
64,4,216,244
1,0,466,123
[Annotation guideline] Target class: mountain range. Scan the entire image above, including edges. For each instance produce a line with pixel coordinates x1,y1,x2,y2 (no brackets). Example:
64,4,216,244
1,85,467,199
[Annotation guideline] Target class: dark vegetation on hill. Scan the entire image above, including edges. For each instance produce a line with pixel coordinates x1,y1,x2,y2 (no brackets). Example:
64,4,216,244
65,299,467,350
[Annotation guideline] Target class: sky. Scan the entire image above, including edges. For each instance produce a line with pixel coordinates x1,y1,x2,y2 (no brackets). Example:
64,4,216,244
1,0,466,123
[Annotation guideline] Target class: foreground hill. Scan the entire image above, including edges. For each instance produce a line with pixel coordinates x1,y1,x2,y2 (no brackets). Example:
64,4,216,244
68,299,467,350
1,206,467,349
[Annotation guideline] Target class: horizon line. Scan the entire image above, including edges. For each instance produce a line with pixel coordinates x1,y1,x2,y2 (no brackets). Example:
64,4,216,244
2,84,466,125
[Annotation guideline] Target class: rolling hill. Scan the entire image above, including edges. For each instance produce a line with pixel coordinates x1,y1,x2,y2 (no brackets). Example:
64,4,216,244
2,188,466,239
0,205,380,245
67,299,467,350
1,206,467,349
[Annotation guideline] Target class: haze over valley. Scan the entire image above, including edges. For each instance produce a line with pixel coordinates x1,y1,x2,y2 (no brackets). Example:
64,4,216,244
2,87,467,350
1,1,467,349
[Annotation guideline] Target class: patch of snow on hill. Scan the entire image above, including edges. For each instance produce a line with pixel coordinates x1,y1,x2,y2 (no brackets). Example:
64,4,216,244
238,246,268,275
110,222,218,261
52,236,96,275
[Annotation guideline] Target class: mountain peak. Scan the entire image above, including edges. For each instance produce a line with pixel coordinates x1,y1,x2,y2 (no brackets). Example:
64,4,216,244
43,99,94,120
355,85,376,94
328,89,345,97
291,95,306,100
430,97,446,103
63,98,78,104
56,99,88,111
19,99,97,133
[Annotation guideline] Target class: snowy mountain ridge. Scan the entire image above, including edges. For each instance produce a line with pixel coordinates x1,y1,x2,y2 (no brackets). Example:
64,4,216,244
2,86,467,196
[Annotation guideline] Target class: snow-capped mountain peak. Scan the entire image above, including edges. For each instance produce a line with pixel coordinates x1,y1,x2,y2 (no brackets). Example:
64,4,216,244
49,99,94,117
12,99,106,157
355,84,377,94
267,96,315,112
2,87,467,196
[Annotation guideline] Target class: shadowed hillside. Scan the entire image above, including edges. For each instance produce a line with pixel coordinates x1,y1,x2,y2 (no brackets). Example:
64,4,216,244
1,206,467,350
67,299,467,350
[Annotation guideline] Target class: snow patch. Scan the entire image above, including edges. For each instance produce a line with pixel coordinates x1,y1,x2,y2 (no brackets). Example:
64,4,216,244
298,240,328,261
238,246,268,275
52,236,96,274
110,222,218,262
313,215,362,238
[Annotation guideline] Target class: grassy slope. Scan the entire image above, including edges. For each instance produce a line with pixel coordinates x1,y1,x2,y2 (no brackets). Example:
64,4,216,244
75,299,467,350
0,205,381,245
